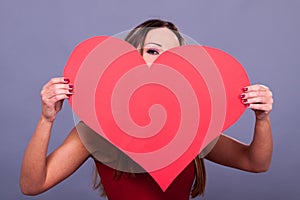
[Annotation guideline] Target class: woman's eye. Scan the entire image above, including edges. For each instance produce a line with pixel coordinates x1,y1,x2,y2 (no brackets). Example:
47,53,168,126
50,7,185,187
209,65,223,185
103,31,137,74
146,49,159,55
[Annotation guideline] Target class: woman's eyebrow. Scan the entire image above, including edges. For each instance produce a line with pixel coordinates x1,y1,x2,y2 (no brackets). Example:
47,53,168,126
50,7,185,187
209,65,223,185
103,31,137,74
144,42,162,47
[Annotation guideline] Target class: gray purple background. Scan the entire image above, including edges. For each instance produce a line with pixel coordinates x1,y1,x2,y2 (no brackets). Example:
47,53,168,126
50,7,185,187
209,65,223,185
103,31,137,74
0,0,299,199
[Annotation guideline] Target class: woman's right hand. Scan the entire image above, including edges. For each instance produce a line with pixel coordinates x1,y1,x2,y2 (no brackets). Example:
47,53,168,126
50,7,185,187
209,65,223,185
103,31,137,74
40,77,73,122
21,77,89,195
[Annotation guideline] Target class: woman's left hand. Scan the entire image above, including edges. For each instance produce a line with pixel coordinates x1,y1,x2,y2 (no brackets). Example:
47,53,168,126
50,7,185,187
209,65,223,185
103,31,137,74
240,84,273,120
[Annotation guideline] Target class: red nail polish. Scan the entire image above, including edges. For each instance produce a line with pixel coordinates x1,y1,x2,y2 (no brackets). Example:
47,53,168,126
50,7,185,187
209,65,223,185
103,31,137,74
64,78,70,83
69,89,73,93
69,84,74,88
243,87,248,92
242,99,248,103
240,94,245,99
67,94,72,97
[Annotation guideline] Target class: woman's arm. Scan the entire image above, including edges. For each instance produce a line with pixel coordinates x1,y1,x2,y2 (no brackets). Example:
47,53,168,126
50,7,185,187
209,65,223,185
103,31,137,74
20,77,90,195
205,84,273,172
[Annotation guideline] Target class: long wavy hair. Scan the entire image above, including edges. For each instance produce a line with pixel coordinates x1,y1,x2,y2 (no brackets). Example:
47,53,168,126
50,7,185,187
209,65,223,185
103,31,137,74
93,19,206,198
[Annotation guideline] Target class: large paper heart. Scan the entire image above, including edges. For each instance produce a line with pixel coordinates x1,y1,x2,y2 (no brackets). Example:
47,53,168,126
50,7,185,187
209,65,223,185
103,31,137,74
64,36,249,191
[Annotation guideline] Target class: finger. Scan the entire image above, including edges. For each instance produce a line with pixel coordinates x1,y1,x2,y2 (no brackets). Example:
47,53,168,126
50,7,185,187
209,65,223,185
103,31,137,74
242,96,271,105
243,84,269,92
241,90,269,99
47,94,70,105
41,84,73,98
48,83,73,94
248,103,272,112
42,88,71,101
47,88,73,99
43,77,70,90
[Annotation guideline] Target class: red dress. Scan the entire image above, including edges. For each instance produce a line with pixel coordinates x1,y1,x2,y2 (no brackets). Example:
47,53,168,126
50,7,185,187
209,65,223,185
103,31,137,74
95,160,195,200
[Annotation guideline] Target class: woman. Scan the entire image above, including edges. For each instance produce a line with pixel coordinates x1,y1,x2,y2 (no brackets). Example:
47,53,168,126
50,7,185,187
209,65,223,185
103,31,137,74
20,19,273,199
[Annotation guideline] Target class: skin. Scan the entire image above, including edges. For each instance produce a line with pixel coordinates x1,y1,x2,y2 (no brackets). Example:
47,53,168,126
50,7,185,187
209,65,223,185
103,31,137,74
20,28,273,195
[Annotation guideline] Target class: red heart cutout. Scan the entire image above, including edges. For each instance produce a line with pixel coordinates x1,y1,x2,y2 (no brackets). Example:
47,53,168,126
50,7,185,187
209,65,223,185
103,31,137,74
64,36,249,191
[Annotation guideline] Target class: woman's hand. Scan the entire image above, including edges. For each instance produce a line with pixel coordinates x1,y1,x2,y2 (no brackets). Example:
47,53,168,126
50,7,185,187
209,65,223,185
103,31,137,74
40,77,73,122
206,84,273,172
240,84,273,120
20,77,89,195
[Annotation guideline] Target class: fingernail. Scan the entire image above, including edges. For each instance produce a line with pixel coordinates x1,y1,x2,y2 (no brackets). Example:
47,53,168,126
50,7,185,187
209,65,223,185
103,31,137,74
69,89,73,93
64,78,70,83
240,94,245,99
69,84,74,88
67,94,72,97
246,103,250,107
242,99,248,103
243,87,248,92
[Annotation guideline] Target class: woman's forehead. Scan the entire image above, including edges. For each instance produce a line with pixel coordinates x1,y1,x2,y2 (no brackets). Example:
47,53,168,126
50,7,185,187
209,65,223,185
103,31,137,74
144,28,180,49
